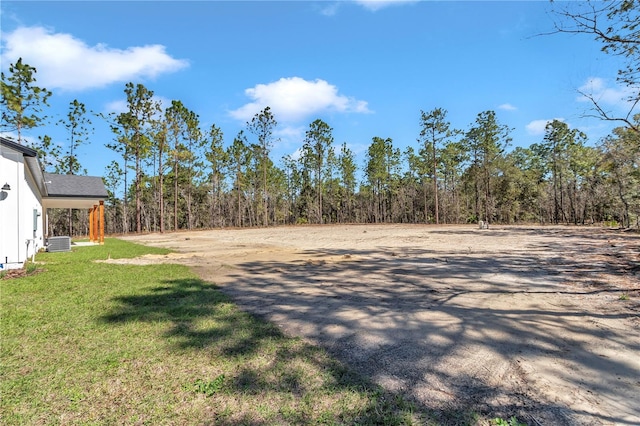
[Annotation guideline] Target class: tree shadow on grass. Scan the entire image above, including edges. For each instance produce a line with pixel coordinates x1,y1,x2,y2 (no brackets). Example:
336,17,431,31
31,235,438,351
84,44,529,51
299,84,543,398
102,278,283,356
101,277,451,425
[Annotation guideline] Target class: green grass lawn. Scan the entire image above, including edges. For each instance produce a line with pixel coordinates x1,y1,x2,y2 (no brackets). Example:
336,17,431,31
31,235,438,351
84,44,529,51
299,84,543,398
1,239,430,425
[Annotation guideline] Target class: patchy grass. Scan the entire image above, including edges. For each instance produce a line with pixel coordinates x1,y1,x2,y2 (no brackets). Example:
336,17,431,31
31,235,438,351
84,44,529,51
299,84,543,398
492,417,527,426
1,238,430,425
0,262,43,280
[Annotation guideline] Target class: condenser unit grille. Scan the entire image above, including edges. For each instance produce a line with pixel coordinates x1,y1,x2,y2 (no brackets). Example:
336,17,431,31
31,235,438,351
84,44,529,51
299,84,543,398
47,236,71,252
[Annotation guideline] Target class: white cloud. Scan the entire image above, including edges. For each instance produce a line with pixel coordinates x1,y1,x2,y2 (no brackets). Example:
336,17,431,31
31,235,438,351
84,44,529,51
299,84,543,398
276,125,305,141
104,100,128,115
0,132,38,147
229,77,371,123
319,2,341,16
1,26,188,91
498,103,517,111
104,95,170,116
354,0,419,11
288,147,303,161
525,118,565,136
577,77,637,109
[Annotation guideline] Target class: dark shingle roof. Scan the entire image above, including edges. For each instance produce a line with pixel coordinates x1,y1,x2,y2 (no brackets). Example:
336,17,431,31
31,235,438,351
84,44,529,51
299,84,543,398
2,137,48,195
2,137,107,200
0,136,38,157
44,173,108,199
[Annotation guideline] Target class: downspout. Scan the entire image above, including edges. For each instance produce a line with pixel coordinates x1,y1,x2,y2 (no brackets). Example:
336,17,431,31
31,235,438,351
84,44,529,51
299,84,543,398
41,169,49,248
16,158,20,265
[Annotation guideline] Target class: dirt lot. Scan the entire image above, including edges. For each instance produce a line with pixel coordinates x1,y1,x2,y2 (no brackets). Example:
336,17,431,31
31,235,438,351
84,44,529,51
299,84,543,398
117,224,640,425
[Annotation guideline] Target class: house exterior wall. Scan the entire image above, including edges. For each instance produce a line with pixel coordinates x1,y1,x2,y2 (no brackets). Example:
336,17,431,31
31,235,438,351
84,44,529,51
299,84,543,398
0,146,44,270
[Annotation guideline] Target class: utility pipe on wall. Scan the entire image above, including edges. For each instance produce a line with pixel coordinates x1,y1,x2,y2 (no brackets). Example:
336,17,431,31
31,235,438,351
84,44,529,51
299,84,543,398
16,159,20,265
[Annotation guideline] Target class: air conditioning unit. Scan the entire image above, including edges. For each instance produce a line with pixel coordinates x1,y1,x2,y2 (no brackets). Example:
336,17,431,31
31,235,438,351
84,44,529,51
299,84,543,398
47,236,71,252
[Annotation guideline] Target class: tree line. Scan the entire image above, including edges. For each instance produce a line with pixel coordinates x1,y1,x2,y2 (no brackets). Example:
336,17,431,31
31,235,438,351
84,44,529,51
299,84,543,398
2,1,639,233
2,61,639,234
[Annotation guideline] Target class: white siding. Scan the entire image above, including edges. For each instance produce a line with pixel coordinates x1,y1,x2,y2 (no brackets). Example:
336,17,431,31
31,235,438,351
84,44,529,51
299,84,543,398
0,146,44,270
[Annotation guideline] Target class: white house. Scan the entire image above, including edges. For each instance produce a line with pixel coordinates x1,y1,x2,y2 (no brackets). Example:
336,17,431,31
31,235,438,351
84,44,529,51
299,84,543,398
0,137,108,270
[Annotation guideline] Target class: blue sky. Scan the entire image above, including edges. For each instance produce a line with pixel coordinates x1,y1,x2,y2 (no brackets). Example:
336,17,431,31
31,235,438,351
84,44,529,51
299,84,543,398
1,1,635,179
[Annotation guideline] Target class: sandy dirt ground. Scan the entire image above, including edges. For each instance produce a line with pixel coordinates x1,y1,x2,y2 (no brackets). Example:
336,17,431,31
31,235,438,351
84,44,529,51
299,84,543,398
114,224,640,425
